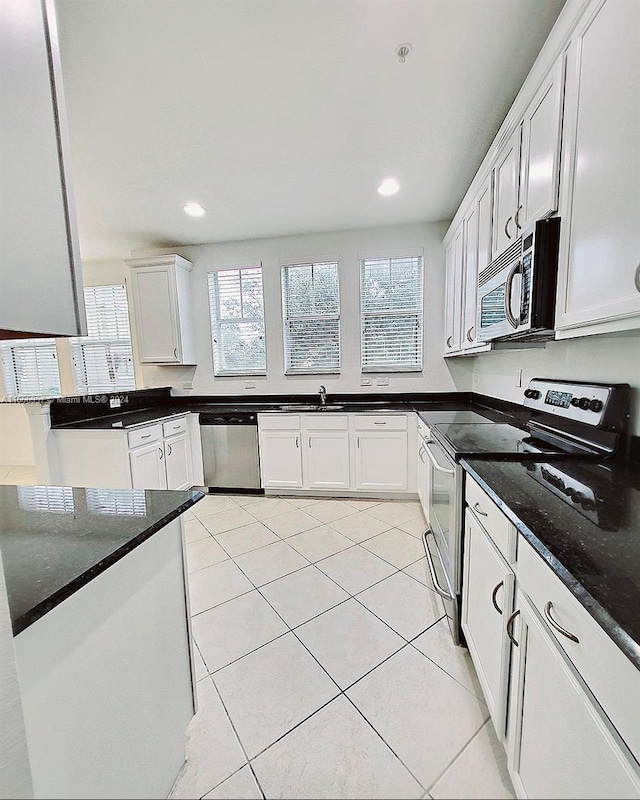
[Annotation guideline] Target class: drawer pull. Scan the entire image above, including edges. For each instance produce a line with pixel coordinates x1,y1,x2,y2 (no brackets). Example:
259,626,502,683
473,501,488,517
544,601,580,643
491,581,504,615
506,609,520,646
141,433,151,439
172,424,181,429
374,421,387,425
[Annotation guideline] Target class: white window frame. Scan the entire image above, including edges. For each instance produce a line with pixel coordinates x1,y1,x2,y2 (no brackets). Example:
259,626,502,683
359,252,424,373
208,266,267,376
1,338,61,400
70,285,136,395
281,260,341,375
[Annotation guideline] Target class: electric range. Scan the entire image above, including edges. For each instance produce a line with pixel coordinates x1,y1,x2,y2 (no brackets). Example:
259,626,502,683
421,378,631,645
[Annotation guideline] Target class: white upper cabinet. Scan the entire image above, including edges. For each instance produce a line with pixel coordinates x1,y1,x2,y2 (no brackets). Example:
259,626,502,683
0,0,86,338
127,255,197,364
555,0,640,335
519,55,565,232
491,127,522,259
444,225,464,355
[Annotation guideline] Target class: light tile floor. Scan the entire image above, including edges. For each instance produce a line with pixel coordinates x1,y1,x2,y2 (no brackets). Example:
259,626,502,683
172,493,515,800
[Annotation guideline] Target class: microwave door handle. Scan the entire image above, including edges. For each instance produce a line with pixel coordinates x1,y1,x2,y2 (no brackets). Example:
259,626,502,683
423,441,456,477
504,260,522,329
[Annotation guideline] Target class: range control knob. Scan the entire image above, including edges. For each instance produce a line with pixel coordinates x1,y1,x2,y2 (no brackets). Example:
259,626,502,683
570,397,581,407
578,397,590,410
524,389,541,400
588,399,603,413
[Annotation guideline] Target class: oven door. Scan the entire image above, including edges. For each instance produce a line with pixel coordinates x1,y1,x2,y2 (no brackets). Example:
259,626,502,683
477,250,530,341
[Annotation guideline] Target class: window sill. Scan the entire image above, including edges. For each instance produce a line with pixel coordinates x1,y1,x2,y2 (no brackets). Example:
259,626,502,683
361,367,423,374
285,369,341,376
214,372,267,378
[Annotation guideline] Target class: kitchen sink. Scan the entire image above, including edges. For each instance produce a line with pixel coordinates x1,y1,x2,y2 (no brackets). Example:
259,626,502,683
279,403,346,412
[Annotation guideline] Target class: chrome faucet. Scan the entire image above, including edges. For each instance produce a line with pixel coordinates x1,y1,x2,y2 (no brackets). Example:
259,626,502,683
319,385,327,406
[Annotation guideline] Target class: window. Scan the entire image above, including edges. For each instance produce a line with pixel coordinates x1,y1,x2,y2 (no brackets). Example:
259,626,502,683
1,339,61,399
208,267,266,375
17,486,74,514
85,488,147,516
281,261,340,374
70,285,135,394
360,255,423,371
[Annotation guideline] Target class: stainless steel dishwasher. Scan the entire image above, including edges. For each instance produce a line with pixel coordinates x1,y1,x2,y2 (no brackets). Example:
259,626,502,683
199,412,262,490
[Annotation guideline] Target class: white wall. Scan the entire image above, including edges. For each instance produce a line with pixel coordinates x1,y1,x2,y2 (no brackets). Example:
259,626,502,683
471,330,640,435
132,222,472,396
0,380,34,467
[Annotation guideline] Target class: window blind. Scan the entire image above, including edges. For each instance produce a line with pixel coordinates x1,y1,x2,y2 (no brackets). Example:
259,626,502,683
281,261,340,374
85,488,147,516
1,339,61,399
70,285,135,394
208,267,266,375
360,255,423,371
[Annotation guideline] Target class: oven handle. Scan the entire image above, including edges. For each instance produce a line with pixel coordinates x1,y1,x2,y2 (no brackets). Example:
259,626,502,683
423,441,455,477
422,530,454,601
504,259,523,329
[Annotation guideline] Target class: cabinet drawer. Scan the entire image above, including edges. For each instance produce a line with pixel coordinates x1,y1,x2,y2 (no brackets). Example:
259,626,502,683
518,539,640,758
258,413,300,431
127,423,163,449
353,414,407,431
465,476,516,563
162,416,188,437
303,414,348,431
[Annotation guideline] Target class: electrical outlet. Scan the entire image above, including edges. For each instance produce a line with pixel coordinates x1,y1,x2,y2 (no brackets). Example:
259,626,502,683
245,381,256,390
182,381,193,390
376,376,389,387
360,377,372,386
109,397,121,409
516,369,523,388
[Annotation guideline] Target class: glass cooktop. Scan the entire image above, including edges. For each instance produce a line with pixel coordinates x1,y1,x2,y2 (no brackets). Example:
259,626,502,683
432,422,587,459
419,410,499,426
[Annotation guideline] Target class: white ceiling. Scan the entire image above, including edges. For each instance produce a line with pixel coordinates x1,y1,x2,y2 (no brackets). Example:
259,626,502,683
56,0,566,261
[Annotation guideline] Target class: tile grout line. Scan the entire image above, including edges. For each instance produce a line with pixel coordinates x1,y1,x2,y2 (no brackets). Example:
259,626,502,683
423,718,490,796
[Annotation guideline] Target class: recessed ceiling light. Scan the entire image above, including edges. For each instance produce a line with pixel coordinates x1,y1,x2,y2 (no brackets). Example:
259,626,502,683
183,202,206,217
377,178,400,197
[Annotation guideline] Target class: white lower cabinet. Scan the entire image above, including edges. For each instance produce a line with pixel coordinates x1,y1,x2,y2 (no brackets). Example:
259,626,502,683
354,431,408,491
258,430,303,489
257,412,410,494
462,478,640,799
507,590,640,800
129,441,167,490
164,433,191,490
461,510,514,739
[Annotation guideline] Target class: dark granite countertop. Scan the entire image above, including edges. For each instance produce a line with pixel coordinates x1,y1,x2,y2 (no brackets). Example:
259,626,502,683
461,458,640,668
0,484,203,634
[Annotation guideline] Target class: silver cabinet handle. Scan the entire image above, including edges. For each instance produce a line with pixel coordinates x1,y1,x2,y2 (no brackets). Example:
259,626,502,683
295,436,299,448
422,441,455,476
308,436,312,449
491,581,504,615
418,446,426,463
373,421,387,425
544,601,579,643
504,259,522,329
172,424,181,430
504,217,513,240
141,433,151,439
174,347,178,359
422,530,454,601
158,447,163,460
466,326,474,343
506,609,520,646
635,264,640,293
446,335,453,348
473,501,487,517
167,444,172,456
514,205,522,230
357,436,360,448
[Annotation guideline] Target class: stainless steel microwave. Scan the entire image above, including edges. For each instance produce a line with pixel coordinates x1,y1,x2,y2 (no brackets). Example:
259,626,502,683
477,217,561,342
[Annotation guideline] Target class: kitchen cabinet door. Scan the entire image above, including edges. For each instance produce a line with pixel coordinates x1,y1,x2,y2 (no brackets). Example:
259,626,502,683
461,510,514,741
518,55,565,232
492,127,522,259
354,431,408,491
444,225,464,355
555,0,640,334
506,590,640,799
258,430,303,489
164,433,191,490
129,441,167,490
0,0,86,337
305,431,350,490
